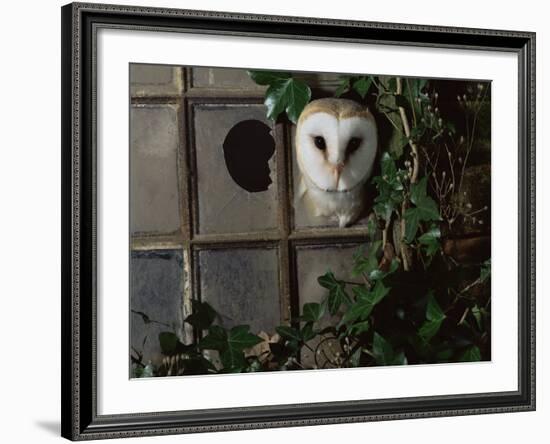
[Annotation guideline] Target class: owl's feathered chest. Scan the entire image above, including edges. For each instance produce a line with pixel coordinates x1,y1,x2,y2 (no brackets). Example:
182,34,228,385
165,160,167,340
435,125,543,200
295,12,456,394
298,175,366,227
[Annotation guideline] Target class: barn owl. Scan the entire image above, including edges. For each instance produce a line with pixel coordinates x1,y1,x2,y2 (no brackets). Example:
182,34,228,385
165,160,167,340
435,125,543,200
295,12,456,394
295,98,378,227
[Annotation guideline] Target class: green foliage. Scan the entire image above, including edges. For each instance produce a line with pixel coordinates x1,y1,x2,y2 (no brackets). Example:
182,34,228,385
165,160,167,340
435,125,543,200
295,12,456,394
459,345,481,362
200,325,263,371
133,363,154,378
248,70,291,85
418,225,441,259
159,332,179,354
301,302,325,322
352,241,381,278
404,177,441,242
418,292,446,342
335,75,374,98
275,325,302,341
372,332,407,366
318,271,351,315
372,153,405,222
480,259,491,283
185,300,217,330
248,70,311,123
340,282,389,328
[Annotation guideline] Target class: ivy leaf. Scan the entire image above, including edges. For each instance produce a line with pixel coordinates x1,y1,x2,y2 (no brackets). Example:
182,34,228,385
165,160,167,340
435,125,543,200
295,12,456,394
318,271,351,314
364,281,391,304
436,349,454,361
426,292,446,322
349,347,363,367
480,259,491,283
459,345,482,362
418,225,441,257
199,325,257,352
340,282,389,327
200,325,263,372
247,70,291,85
352,76,373,99
404,78,429,116
134,363,155,378
372,332,393,365
366,218,378,238
368,258,399,282
471,304,483,331
141,363,154,378
328,284,350,315
380,151,400,181
159,332,178,355
392,351,408,365
372,332,406,366
335,77,351,97
318,271,339,290
227,325,264,350
372,153,404,222
301,322,317,342
185,300,217,330
406,78,428,100
404,177,441,242
158,332,193,356
220,348,247,371
418,292,446,342
264,77,312,123
403,209,421,244
347,320,370,336
373,202,393,222
418,320,443,342
198,325,227,351
276,325,302,341
301,303,325,323
352,241,381,278
409,126,425,144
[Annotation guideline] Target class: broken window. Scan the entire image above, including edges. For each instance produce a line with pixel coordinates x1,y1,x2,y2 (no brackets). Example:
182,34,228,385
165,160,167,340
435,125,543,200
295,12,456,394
129,64,378,370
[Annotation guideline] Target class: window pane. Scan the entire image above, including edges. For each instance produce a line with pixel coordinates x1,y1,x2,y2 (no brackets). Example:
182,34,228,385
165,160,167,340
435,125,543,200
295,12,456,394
193,104,279,234
197,247,281,334
295,243,365,367
130,64,183,97
130,250,186,370
192,67,264,90
130,104,181,235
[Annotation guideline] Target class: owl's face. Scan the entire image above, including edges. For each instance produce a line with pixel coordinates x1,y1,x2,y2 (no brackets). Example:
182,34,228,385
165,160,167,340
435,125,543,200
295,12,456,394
296,99,377,192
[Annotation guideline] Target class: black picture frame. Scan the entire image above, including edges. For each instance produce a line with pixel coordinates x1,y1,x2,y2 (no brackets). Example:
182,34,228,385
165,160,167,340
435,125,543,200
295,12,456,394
61,2,536,440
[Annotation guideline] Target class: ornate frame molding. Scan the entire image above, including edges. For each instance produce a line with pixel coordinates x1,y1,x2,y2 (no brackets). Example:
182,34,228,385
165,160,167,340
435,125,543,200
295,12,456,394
61,2,535,440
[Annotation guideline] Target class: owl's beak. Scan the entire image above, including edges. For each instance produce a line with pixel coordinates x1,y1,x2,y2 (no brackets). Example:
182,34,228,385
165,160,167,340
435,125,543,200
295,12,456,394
332,162,345,188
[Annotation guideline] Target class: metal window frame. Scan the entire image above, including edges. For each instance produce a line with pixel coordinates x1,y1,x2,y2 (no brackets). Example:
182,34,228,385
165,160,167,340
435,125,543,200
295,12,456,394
130,66,376,335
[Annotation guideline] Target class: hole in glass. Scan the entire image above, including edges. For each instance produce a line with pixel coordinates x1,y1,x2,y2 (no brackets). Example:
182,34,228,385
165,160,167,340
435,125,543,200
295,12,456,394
223,119,275,192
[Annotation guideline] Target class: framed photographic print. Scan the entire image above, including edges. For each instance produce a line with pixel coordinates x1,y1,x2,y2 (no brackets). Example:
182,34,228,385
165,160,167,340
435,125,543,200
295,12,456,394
61,2,536,440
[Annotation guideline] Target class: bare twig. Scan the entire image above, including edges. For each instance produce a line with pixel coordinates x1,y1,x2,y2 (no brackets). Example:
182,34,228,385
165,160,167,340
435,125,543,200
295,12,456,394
400,201,410,271
396,77,419,184
382,218,390,248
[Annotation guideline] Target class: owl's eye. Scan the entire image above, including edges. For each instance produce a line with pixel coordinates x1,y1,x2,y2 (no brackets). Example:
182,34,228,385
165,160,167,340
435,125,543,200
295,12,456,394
346,137,362,155
313,136,326,151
